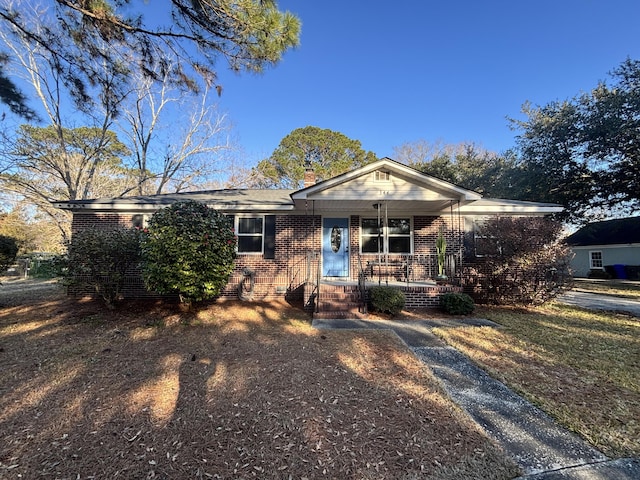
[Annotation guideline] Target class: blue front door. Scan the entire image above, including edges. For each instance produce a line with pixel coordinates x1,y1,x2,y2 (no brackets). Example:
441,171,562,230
322,218,349,277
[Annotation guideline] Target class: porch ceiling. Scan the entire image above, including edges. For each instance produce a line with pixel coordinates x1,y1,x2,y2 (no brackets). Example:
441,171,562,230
293,198,460,215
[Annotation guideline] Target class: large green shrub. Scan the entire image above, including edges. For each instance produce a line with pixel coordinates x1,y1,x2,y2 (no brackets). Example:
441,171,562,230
66,228,142,308
440,292,475,315
369,286,406,316
141,200,236,304
0,235,19,274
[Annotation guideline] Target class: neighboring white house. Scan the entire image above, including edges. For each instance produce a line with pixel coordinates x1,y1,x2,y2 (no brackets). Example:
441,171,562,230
565,217,640,279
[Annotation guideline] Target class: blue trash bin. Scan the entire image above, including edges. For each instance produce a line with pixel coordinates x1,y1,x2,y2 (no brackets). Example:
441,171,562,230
613,264,627,279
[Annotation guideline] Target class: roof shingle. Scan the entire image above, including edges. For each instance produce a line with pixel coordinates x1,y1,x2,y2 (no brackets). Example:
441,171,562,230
565,217,640,246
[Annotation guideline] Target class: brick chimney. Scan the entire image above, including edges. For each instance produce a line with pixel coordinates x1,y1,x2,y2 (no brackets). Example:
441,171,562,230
303,163,316,188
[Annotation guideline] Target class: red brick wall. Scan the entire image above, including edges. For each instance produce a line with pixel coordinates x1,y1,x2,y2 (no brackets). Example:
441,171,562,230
68,212,466,303
221,215,321,301
402,284,463,307
71,213,135,234
413,216,461,255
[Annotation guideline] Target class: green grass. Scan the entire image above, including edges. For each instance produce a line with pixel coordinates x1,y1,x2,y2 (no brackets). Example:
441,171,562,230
434,303,640,458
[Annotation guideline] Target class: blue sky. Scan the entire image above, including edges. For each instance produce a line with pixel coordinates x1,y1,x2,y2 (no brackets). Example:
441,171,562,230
215,0,640,162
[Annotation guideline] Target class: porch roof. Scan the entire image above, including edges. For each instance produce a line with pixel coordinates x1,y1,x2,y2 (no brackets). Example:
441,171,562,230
289,157,563,215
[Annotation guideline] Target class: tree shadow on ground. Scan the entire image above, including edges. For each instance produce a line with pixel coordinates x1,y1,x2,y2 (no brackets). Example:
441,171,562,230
0,294,519,479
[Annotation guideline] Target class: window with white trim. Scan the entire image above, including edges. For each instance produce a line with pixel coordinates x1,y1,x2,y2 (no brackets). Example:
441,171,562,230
236,217,264,253
361,218,411,254
229,215,276,257
473,220,499,257
131,214,147,229
589,251,603,269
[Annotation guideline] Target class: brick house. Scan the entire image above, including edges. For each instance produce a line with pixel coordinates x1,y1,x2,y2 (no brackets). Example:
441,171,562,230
54,158,562,316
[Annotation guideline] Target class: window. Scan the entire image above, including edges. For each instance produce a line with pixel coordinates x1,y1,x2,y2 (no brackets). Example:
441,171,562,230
373,170,390,182
131,214,147,229
230,215,276,257
590,251,603,269
237,217,263,253
473,220,499,257
361,218,411,254
361,218,381,253
388,218,411,253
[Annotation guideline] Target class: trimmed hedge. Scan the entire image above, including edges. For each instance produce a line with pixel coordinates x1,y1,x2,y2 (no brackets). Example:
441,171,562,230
66,228,142,308
141,200,236,304
369,286,406,316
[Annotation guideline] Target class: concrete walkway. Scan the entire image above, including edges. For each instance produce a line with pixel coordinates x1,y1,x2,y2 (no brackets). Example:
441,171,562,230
312,317,640,479
414,345,639,479
557,290,640,317
312,316,497,347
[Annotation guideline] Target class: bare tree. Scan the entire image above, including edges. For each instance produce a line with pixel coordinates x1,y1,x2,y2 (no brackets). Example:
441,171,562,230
118,72,233,195
393,139,452,166
1,1,243,245
0,4,134,237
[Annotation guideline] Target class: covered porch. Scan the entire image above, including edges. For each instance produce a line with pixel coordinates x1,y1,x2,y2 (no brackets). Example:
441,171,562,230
305,276,463,318
300,249,464,317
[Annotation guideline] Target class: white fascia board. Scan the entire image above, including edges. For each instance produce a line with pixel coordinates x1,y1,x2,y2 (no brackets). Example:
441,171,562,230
457,203,563,215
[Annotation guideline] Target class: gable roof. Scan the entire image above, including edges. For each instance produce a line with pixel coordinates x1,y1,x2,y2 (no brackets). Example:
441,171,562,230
292,157,483,202
565,217,640,246
52,157,562,216
290,157,490,214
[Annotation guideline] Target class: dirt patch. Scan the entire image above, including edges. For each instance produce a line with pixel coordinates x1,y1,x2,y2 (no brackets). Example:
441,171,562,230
0,284,519,479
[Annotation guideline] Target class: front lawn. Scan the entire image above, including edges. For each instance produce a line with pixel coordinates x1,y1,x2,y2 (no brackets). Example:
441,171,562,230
0,285,518,479
434,303,640,458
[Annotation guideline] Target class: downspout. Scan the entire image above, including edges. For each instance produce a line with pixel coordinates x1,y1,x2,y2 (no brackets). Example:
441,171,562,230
377,202,381,284
385,201,389,277
457,199,463,283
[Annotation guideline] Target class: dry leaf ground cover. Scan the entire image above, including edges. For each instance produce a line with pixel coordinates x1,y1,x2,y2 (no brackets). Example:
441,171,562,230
0,279,519,480
434,303,640,459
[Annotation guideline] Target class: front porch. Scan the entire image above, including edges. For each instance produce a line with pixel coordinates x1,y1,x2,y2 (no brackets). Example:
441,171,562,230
305,275,463,319
296,247,464,317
